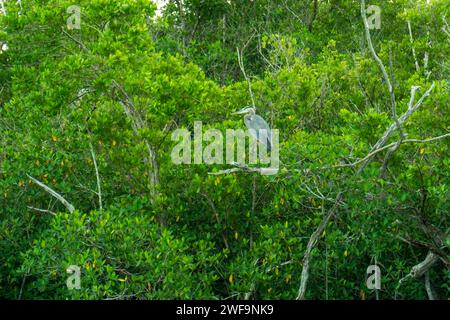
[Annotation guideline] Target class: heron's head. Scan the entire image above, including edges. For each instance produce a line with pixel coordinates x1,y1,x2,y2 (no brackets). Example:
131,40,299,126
231,106,256,116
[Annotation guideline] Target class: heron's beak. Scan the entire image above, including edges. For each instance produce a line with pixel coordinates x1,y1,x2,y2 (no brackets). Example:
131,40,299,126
231,109,249,115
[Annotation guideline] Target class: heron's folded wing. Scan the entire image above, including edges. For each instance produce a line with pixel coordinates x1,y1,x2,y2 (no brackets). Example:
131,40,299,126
245,115,272,150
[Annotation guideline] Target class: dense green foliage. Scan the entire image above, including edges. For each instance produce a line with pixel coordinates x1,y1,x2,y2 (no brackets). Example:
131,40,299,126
0,0,448,299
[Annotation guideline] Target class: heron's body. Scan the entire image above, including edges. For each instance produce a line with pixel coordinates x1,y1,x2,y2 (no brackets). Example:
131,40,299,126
244,113,272,151
233,107,272,152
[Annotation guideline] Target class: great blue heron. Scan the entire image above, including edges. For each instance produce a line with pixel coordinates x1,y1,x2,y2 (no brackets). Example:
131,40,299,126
232,107,272,151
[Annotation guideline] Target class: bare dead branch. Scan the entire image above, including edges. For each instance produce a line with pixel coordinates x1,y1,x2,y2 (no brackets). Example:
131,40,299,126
208,162,278,176
62,23,160,202
0,0,6,15
399,251,440,287
335,132,450,169
442,16,450,41
89,142,103,211
244,258,259,300
296,193,342,300
424,272,436,300
114,81,160,201
361,0,413,174
407,21,420,72
27,174,75,213
357,83,435,173
361,0,397,121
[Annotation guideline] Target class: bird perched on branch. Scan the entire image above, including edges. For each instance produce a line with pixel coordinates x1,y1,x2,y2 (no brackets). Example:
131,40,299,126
232,107,272,151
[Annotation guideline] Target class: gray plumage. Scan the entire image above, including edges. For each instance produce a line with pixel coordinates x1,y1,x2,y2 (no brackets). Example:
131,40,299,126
232,107,272,151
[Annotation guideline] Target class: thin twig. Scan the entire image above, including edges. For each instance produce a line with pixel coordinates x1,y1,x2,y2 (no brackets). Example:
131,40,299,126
27,206,57,216
237,34,256,108
201,193,229,250
17,266,30,299
61,27,88,52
